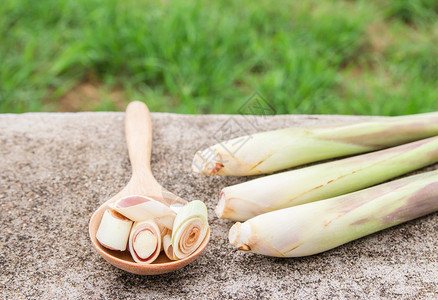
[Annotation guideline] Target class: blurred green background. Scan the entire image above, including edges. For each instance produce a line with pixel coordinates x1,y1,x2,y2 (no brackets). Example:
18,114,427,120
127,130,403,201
1,0,437,115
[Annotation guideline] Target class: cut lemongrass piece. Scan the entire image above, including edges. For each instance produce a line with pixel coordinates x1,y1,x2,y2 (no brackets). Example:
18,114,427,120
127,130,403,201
111,195,176,229
96,209,133,251
129,220,161,264
229,170,438,257
162,230,176,260
171,200,209,260
192,112,438,176
217,136,438,221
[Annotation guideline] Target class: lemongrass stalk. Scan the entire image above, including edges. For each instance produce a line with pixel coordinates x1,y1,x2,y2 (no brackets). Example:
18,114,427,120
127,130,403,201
217,136,438,221
96,209,133,251
110,195,176,229
169,200,209,260
229,170,438,257
129,220,162,264
192,112,438,176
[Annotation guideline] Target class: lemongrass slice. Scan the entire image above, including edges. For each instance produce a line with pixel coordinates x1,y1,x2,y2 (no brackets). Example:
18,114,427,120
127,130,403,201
129,220,162,264
96,209,133,251
192,112,438,176
170,200,209,260
217,136,438,221
162,230,175,260
110,195,176,229
229,170,438,257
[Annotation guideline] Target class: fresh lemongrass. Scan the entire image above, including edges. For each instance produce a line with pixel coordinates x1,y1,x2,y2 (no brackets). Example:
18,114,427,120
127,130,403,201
110,195,177,229
162,230,174,260
129,220,162,264
166,200,209,260
96,209,133,251
217,136,438,221
192,112,438,176
229,170,438,257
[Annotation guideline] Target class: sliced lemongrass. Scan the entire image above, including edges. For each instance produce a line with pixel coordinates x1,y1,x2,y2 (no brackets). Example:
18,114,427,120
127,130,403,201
192,112,438,176
162,230,176,260
129,220,161,264
171,200,209,260
110,195,176,229
134,231,157,259
96,209,133,251
229,170,438,257
217,136,438,221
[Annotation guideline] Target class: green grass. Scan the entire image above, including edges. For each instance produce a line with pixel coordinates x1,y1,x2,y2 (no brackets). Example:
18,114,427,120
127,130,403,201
1,0,437,115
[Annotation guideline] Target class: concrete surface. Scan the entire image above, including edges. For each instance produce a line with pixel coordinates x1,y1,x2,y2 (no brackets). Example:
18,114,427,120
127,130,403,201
0,112,437,299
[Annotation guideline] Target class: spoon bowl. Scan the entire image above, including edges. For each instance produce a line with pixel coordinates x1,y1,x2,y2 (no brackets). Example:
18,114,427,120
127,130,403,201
89,101,210,275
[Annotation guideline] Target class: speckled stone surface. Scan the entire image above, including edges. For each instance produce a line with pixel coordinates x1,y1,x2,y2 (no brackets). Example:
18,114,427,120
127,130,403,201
1,112,437,299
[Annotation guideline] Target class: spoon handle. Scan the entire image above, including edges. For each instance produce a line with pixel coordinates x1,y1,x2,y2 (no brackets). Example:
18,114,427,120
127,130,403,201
125,101,154,179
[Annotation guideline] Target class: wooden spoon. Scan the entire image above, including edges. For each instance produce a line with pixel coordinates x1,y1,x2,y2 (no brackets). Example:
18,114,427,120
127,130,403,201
89,101,210,275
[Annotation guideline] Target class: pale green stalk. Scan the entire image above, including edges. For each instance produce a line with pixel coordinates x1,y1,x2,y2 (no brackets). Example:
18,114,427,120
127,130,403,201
229,170,438,257
192,112,438,176
217,136,438,221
